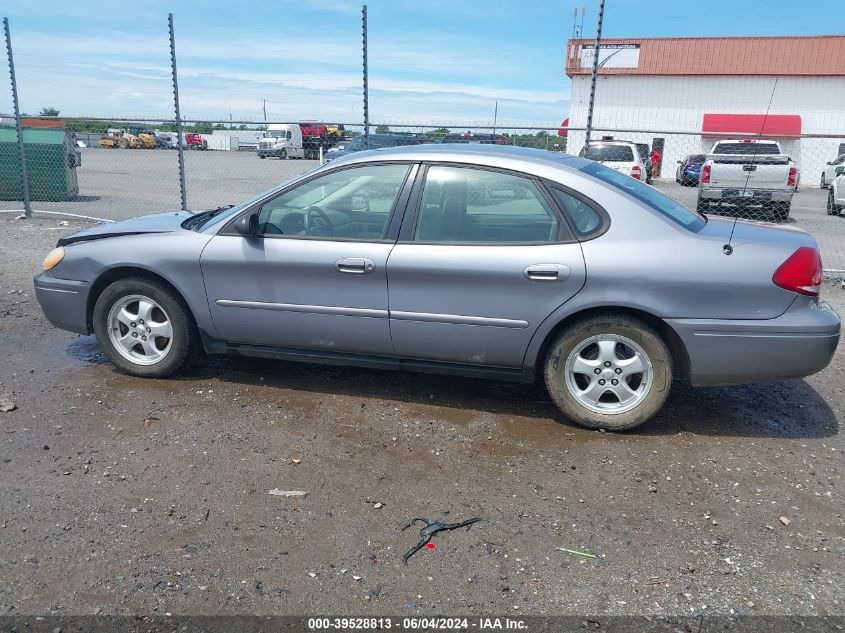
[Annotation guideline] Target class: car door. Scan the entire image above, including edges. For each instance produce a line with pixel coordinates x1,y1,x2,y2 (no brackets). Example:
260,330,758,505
386,164,587,368
201,162,416,355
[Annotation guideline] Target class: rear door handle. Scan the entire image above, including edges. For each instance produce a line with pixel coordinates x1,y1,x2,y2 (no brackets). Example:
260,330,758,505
523,264,570,282
336,257,376,275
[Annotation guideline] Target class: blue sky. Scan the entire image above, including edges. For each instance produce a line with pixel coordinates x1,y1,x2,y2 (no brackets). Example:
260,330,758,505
1,0,837,126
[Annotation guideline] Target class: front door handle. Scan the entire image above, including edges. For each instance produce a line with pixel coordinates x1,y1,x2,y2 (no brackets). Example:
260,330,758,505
523,264,570,282
336,257,376,275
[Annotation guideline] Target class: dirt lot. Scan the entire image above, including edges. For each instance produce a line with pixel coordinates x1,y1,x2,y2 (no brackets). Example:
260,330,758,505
0,159,843,620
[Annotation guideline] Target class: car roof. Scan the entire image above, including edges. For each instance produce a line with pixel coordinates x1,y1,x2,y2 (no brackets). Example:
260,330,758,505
323,143,590,172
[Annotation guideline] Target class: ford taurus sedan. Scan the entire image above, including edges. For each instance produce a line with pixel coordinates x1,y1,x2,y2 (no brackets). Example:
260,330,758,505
34,145,840,430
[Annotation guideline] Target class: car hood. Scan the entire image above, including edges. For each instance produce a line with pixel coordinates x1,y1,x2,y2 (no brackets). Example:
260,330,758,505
57,211,192,246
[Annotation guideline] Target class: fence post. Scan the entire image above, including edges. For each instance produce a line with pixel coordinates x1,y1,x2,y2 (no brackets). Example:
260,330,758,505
584,0,605,148
362,4,369,150
3,17,31,219
169,13,188,211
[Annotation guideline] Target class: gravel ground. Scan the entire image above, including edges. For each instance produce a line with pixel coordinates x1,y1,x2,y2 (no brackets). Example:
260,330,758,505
0,161,843,619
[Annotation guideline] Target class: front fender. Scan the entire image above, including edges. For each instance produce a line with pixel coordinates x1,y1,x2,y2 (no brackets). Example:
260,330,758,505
49,231,218,338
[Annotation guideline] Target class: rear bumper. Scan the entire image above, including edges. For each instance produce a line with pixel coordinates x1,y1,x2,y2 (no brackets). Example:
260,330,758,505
699,188,794,204
33,271,91,335
667,298,840,387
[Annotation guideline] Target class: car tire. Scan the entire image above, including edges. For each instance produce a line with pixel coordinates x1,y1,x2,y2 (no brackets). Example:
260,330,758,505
696,197,708,214
93,277,197,378
820,173,827,189
280,149,287,160
544,314,673,431
829,189,842,216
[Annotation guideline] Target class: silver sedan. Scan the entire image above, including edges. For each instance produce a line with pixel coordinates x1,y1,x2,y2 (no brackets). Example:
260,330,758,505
34,145,840,430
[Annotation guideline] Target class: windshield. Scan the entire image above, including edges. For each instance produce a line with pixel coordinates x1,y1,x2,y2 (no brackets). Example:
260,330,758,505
582,162,706,232
188,165,325,230
583,145,635,162
713,142,781,155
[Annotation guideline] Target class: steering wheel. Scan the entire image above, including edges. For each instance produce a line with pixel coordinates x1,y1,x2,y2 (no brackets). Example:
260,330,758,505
303,205,333,236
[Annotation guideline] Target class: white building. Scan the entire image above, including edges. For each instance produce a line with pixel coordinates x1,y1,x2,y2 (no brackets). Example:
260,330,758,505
564,35,845,183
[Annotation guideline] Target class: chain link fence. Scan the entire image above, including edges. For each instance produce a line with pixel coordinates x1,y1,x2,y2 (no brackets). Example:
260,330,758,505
2,13,844,273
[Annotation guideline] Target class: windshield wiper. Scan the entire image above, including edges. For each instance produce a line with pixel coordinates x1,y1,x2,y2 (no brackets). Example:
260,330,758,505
182,205,234,230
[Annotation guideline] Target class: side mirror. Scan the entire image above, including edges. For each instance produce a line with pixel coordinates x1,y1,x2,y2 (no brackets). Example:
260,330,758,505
233,212,259,236
836,166,845,177
826,161,832,165
677,160,682,164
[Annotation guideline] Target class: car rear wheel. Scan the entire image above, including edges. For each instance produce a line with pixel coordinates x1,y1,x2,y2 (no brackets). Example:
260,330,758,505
829,189,842,216
93,277,196,377
544,315,673,431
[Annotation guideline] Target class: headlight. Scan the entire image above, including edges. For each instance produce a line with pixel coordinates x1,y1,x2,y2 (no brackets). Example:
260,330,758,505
43,247,65,271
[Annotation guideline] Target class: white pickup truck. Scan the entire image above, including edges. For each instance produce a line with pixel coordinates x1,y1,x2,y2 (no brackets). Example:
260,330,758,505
696,139,798,222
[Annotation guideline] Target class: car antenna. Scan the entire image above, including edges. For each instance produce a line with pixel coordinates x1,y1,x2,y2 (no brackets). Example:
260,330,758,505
724,77,779,256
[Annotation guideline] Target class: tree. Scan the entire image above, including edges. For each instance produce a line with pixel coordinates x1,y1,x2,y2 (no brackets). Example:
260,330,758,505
192,121,213,134
39,107,60,117
429,127,450,138
375,125,391,134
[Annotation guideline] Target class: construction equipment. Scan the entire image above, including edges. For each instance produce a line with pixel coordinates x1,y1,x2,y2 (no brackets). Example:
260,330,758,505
98,128,143,149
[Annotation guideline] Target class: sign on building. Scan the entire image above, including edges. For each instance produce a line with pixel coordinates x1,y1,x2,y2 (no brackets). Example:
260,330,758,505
578,43,640,69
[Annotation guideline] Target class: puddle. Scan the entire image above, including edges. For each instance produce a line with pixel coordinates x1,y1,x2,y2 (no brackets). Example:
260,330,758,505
406,403,477,426
65,335,107,365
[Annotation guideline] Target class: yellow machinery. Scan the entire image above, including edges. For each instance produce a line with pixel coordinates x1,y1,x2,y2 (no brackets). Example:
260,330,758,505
136,132,156,149
98,129,144,149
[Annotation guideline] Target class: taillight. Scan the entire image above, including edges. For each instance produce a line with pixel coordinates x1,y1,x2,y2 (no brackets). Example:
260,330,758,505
700,164,711,183
772,246,823,296
787,166,798,187
630,165,642,180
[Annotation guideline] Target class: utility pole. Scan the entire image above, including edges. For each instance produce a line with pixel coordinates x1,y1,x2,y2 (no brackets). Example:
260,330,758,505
493,101,498,135
584,0,605,148
4,17,31,219
362,4,369,149
262,99,267,122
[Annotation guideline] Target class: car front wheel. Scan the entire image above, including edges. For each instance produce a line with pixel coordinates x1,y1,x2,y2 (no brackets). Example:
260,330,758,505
93,277,196,377
544,314,673,431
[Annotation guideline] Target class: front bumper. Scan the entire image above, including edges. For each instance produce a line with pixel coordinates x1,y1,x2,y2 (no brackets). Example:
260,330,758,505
699,187,794,204
667,298,840,387
33,271,92,335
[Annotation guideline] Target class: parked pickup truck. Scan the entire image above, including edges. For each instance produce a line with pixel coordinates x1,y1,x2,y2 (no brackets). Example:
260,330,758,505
697,139,798,222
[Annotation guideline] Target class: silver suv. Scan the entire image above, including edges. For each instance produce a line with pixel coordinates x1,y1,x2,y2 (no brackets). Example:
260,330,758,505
579,140,648,183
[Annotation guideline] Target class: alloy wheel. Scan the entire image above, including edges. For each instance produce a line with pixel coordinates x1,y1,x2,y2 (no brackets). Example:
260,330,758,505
564,334,653,415
107,294,173,365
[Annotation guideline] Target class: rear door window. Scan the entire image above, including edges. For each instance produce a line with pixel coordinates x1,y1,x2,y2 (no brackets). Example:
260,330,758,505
583,145,634,162
414,166,561,243
713,142,781,155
